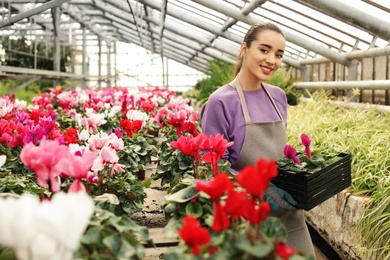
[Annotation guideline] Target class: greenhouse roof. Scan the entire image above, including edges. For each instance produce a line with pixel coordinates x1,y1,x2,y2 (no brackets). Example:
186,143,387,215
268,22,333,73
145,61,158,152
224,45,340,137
1,0,390,74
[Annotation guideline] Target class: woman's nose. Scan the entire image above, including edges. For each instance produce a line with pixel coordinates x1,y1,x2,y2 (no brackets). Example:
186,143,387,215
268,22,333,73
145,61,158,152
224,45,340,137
266,54,276,65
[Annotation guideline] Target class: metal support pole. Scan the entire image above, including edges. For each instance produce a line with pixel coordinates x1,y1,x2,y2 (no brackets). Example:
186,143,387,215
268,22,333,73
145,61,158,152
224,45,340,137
347,60,359,102
52,6,61,86
8,77,41,95
107,42,111,87
98,38,102,88
301,65,311,98
114,41,117,88
161,56,165,88
82,25,87,89
165,57,169,89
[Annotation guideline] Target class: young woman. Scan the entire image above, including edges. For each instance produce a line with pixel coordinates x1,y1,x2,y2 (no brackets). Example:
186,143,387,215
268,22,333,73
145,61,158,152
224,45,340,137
200,22,315,256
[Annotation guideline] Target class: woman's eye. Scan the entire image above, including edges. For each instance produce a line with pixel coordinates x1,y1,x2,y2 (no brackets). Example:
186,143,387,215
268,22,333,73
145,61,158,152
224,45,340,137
260,48,269,53
276,54,284,59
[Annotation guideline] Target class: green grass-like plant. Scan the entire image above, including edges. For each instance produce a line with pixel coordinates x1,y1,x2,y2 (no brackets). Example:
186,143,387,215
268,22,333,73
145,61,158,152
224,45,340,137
286,90,390,259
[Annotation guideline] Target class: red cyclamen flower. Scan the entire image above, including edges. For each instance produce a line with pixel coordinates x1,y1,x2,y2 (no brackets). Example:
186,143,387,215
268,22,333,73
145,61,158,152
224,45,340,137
275,242,295,260
283,144,301,164
236,158,278,200
170,134,203,161
211,201,230,232
178,215,210,255
195,173,233,201
249,201,271,224
224,189,255,220
300,133,312,159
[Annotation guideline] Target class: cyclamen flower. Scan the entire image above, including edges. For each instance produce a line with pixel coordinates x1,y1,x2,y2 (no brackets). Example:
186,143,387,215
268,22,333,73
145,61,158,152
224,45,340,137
126,109,149,127
178,215,210,255
212,201,230,232
57,147,96,192
300,133,312,159
195,173,233,201
224,189,255,220
283,144,301,164
201,133,233,158
20,139,70,192
249,201,271,224
275,242,295,260
0,192,94,260
0,95,16,118
236,158,278,199
170,134,203,160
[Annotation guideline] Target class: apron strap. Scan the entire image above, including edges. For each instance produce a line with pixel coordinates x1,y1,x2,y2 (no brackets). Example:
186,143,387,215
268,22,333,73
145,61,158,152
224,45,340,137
233,77,284,123
262,83,284,120
234,78,251,123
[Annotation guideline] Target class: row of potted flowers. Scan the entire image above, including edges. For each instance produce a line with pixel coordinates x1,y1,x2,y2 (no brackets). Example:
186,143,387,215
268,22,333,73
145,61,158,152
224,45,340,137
0,86,197,259
0,86,324,259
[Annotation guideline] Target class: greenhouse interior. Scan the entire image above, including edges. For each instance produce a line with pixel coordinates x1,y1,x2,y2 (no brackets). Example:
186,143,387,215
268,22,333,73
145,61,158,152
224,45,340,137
0,0,389,259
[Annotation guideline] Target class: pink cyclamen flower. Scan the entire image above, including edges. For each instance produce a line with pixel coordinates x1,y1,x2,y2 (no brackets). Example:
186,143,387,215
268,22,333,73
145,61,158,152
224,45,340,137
20,139,70,192
283,144,301,164
300,133,312,159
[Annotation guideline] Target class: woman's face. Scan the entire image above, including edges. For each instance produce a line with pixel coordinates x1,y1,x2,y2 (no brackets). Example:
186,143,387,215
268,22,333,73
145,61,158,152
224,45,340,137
241,29,285,82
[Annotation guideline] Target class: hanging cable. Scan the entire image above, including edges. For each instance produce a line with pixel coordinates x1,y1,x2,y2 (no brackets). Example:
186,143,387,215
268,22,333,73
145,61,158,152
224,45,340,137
126,0,144,48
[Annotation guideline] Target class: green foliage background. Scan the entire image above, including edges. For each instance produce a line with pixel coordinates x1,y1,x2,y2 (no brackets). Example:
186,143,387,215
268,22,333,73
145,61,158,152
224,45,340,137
185,59,301,106
1,36,71,72
0,36,74,100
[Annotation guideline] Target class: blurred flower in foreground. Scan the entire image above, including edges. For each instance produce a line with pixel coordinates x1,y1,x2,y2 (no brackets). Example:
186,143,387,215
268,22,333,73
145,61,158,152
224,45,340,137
0,155,5,168
0,192,94,260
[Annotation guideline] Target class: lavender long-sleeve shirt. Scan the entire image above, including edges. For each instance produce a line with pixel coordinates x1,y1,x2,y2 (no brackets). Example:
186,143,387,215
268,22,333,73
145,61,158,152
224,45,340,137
200,83,288,166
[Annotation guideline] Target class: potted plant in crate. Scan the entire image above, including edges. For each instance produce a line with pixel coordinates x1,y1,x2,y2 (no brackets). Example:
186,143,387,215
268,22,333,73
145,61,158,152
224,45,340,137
275,134,352,210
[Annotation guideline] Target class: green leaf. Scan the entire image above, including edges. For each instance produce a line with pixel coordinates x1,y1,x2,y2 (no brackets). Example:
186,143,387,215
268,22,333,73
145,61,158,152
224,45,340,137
80,226,102,245
94,193,120,205
234,234,274,258
185,202,203,218
165,186,198,203
261,216,288,242
109,215,138,233
103,234,136,259
0,247,15,260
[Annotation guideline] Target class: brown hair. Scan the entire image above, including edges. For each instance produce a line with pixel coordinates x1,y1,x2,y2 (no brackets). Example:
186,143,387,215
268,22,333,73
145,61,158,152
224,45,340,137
234,22,284,76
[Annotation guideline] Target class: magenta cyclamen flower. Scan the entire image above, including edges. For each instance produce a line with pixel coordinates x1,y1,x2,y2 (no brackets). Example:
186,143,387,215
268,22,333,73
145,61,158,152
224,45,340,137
300,133,312,159
283,145,301,164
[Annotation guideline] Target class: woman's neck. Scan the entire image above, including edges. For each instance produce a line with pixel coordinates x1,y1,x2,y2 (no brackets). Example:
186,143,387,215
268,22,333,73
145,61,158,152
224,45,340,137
237,72,263,91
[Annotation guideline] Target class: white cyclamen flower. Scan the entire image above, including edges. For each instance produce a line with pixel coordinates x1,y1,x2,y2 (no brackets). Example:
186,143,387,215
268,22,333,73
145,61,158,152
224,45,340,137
78,129,90,142
126,110,149,127
0,192,94,260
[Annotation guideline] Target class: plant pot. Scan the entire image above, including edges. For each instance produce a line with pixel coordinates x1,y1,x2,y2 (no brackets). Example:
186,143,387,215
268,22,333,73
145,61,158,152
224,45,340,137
273,153,352,211
137,170,146,180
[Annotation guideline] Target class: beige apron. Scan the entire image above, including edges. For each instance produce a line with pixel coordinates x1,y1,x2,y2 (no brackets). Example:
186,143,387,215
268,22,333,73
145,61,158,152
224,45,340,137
231,77,315,257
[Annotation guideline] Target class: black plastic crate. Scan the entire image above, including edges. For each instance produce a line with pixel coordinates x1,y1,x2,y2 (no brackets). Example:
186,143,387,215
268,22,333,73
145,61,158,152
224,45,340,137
273,153,352,211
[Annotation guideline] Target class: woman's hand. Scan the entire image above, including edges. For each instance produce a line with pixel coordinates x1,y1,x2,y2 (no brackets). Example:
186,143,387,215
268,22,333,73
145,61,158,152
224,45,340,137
264,183,297,211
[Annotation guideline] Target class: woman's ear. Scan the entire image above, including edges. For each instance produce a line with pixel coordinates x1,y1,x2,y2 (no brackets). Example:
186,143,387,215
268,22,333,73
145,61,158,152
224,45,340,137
240,42,247,58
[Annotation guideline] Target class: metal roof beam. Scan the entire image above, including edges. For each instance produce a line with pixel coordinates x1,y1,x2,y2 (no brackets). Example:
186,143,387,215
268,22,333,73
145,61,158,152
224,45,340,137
155,30,236,64
143,6,156,53
139,0,299,68
299,0,390,41
0,0,71,28
61,3,110,42
97,0,229,68
0,0,47,3
186,0,265,68
192,0,350,66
